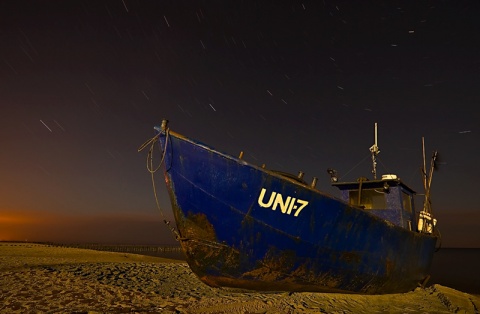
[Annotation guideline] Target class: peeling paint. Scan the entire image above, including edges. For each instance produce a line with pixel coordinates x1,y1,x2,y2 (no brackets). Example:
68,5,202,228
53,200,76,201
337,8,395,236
156,127,439,294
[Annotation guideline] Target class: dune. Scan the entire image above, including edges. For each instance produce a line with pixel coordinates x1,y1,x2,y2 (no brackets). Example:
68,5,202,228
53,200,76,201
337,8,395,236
1,242,478,313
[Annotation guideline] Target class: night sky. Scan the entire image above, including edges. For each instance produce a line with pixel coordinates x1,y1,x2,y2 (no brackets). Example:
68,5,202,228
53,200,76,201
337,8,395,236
1,1,479,247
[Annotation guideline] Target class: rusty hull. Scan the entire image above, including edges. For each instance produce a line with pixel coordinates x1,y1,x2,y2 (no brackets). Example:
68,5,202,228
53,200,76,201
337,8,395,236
159,128,438,294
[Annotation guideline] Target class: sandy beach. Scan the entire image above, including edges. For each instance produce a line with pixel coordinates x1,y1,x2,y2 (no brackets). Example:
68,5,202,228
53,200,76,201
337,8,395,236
1,242,478,313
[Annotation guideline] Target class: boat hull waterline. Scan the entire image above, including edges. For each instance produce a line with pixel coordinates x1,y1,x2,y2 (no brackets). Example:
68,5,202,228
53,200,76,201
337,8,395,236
154,124,438,294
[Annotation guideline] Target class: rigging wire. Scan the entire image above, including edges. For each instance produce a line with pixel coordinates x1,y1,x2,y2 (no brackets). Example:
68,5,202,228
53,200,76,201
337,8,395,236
338,153,371,181
138,128,180,240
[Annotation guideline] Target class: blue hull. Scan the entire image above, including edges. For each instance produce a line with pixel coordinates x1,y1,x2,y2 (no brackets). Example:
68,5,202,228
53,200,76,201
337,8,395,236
157,128,438,294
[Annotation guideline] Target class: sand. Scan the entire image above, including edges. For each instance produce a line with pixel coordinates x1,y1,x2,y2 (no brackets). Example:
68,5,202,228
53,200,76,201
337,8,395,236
1,242,478,313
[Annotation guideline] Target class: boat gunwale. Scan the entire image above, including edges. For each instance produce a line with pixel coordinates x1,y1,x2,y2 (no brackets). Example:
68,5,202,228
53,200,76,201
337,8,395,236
161,129,437,241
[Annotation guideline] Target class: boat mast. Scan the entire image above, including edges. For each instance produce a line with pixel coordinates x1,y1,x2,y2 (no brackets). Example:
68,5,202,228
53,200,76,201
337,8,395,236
369,123,380,179
422,137,427,191
418,136,439,234
422,138,438,216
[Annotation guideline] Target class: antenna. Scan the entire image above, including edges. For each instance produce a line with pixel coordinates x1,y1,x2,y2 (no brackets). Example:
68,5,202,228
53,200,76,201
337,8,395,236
422,137,427,190
369,123,380,179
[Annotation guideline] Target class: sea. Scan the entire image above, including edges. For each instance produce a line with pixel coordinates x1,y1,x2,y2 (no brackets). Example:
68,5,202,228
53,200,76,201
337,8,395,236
428,248,480,295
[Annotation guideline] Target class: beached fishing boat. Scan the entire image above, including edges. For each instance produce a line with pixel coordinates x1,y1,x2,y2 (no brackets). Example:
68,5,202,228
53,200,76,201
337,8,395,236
139,120,440,294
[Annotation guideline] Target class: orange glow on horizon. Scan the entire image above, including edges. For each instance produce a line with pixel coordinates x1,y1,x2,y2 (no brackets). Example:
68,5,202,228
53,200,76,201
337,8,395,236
0,209,172,245
0,209,52,224
0,210,43,241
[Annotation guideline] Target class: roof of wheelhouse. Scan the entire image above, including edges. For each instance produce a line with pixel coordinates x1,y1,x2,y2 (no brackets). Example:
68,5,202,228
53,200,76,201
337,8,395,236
332,176,416,194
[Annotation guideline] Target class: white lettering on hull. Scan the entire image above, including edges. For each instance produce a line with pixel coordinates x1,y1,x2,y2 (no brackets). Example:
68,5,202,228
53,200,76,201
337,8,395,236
257,188,308,217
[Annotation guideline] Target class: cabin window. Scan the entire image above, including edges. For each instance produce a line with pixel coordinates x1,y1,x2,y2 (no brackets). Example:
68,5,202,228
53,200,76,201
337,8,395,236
402,191,412,213
348,189,386,210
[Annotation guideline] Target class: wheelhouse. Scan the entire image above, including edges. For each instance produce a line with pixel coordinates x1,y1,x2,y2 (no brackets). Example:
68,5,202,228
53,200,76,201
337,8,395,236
332,174,416,231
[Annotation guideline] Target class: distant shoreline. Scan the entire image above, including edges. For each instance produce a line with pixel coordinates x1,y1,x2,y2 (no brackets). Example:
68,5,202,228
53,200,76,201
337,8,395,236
2,240,477,249
0,240,185,257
